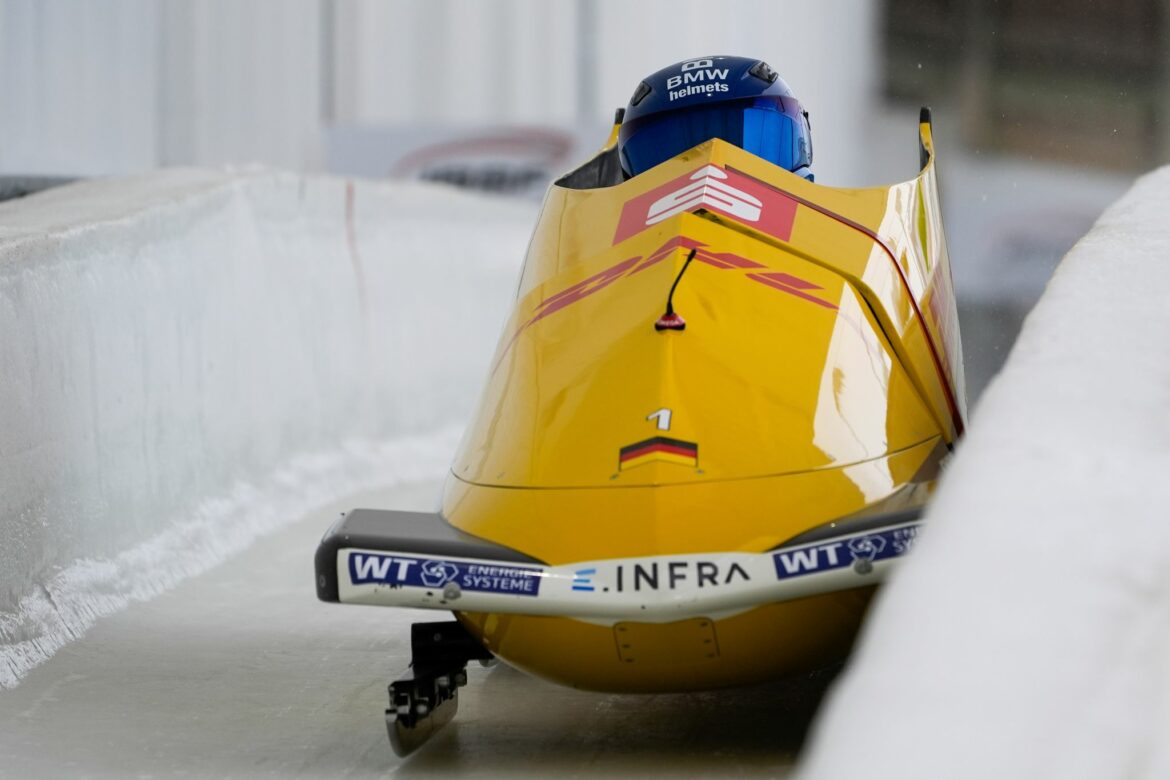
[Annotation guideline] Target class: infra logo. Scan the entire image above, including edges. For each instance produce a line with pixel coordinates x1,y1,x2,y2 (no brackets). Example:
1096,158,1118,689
572,568,597,592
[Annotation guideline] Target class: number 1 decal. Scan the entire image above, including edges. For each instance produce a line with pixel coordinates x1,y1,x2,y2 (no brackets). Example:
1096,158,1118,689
646,408,672,431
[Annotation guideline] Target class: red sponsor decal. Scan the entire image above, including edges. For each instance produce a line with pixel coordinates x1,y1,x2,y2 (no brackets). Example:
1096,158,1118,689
614,164,797,245
529,255,641,325
745,272,838,310
497,255,641,363
632,237,766,275
494,237,834,373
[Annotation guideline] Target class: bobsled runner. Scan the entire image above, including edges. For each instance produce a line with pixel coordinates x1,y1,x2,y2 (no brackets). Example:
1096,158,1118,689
315,105,965,755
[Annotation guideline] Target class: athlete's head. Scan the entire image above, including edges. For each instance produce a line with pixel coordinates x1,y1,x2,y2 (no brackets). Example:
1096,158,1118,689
618,56,813,180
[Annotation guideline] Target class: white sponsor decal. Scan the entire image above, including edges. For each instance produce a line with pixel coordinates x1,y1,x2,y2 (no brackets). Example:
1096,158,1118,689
772,523,922,580
645,165,762,226
847,535,886,563
348,552,542,595
666,62,731,101
646,407,672,431
891,526,918,554
420,559,460,587
352,553,417,581
774,543,847,576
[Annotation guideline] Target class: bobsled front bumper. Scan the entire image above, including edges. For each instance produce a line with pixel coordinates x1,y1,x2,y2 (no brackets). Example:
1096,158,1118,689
315,508,923,623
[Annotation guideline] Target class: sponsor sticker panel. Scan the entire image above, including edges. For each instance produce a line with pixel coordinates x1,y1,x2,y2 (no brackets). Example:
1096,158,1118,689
772,524,920,580
348,552,544,597
342,524,921,613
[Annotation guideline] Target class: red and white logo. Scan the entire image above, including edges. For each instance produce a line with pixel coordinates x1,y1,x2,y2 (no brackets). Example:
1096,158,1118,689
645,165,762,225
613,164,797,245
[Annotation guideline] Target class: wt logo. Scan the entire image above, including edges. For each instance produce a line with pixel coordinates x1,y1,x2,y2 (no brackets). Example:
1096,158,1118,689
770,524,922,582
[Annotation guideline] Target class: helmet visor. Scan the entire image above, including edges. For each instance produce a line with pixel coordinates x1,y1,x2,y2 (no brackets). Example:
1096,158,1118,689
620,96,810,177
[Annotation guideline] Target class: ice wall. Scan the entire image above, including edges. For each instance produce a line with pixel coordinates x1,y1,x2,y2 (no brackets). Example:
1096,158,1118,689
0,170,534,688
799,168,1170,778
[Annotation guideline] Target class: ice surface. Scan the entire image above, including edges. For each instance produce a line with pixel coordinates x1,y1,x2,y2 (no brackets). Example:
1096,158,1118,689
0,482,814,777
798,168,1170,778
0,169,534,688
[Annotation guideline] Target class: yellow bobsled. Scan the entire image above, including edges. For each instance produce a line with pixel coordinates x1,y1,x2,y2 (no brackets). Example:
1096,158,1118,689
316,107,965,754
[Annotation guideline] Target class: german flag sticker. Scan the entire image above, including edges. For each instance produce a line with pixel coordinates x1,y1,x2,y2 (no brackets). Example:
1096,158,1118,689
619,436,699,471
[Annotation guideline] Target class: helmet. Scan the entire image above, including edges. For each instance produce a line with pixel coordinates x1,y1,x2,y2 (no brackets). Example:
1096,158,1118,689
618,56,813,180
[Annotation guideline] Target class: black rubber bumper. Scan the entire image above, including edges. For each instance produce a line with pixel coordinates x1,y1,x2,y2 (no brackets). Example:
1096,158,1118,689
315,509,545,602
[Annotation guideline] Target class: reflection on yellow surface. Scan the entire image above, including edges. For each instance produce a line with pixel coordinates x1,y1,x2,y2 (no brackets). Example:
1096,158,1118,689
813,289,898,501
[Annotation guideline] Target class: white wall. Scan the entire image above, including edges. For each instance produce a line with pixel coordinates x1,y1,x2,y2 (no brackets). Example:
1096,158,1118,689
798,166,1170,779
330,0,880,185
0,0,879,184
156,1,323,169
0,0,160,174
0,0,322,174
0,170,534,688
329,0,581,126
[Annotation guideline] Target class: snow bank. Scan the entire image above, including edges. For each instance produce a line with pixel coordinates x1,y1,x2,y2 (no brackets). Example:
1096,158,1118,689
0,169,533,688
799,168,1170,778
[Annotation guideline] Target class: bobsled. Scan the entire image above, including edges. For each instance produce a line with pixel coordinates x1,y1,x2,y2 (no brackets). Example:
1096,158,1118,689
315,107,965,754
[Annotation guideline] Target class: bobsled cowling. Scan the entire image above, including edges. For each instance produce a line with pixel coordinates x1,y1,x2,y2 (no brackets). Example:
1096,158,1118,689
443,112,963,566
317,110,965,692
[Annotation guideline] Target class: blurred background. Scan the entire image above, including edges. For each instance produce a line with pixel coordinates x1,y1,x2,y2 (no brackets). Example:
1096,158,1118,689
0,0,1144,404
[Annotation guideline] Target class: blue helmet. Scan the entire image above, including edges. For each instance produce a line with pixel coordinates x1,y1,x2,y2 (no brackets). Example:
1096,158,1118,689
618,56,813,180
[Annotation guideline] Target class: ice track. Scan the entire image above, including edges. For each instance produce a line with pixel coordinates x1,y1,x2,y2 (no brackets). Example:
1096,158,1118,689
0,480,824,778
0,170,534,688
